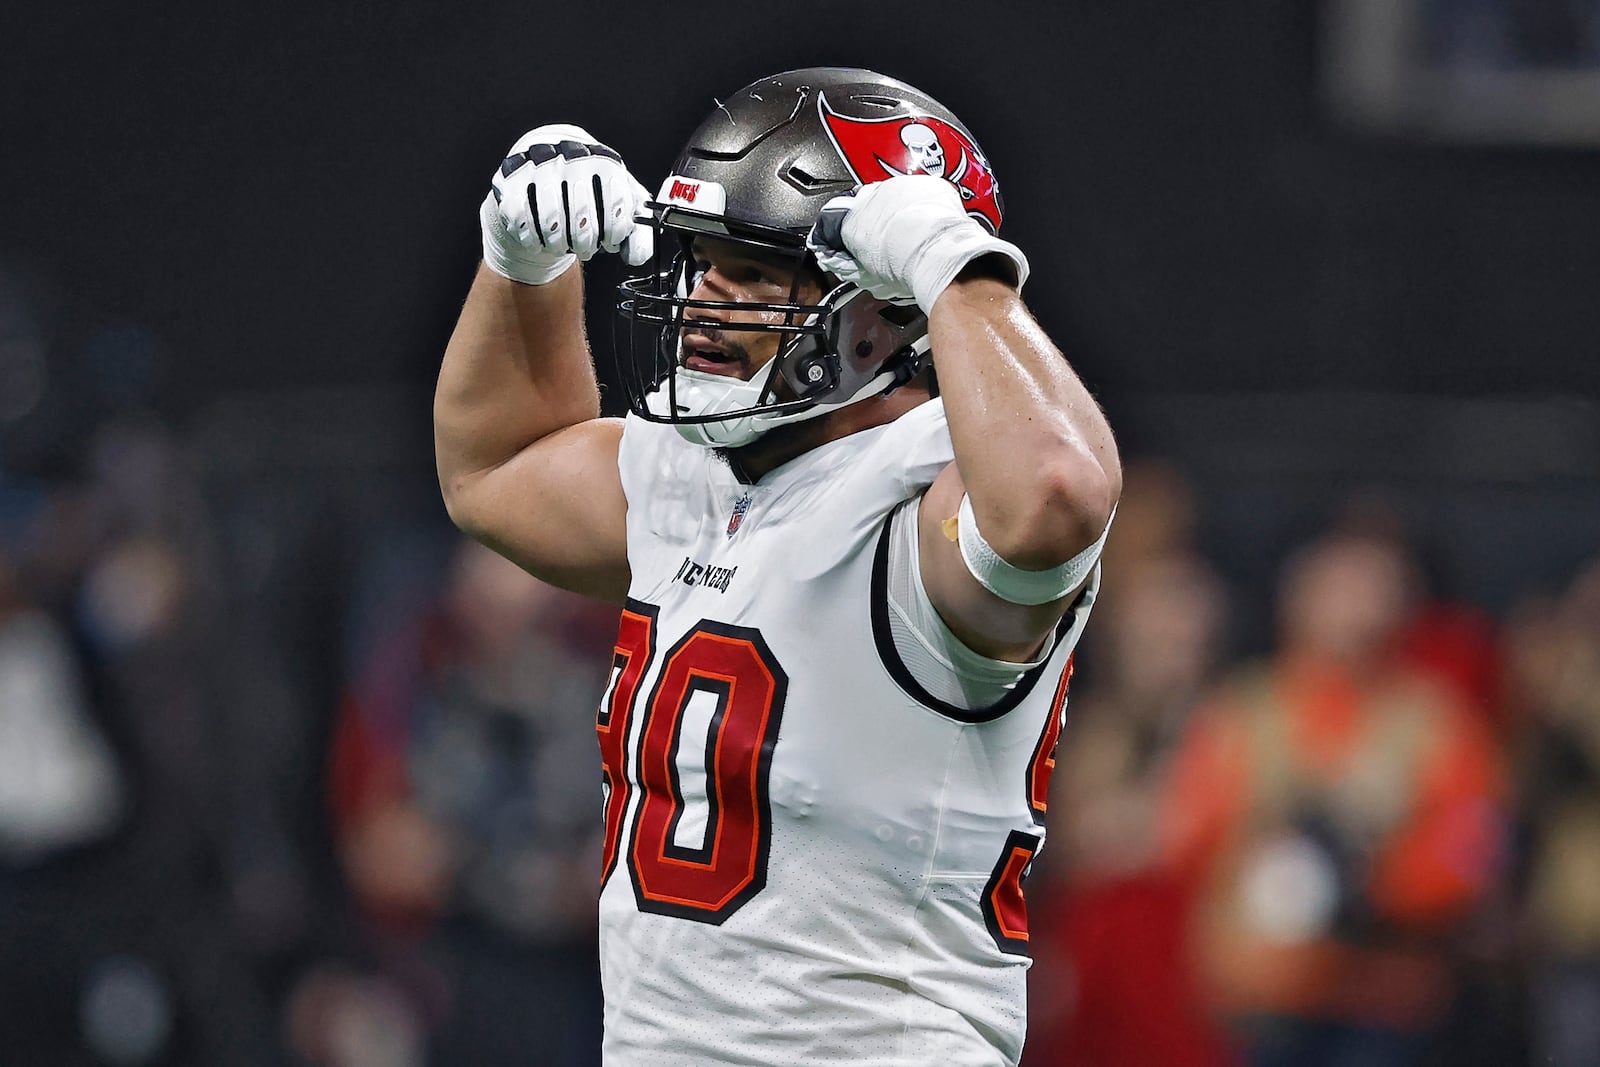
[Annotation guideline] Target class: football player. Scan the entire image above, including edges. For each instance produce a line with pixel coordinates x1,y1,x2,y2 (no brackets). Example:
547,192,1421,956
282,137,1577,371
435,67,1121,1066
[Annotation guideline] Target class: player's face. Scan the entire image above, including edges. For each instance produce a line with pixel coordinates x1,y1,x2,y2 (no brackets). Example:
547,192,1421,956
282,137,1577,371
679,237,823,381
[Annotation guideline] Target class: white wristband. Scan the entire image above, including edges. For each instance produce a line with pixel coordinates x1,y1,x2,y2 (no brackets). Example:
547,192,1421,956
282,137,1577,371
956,494,1112,605
907,226,1029,314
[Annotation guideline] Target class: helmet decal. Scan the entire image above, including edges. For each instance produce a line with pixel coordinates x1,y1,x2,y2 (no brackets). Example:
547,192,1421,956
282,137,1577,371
817,91,1002,232
657,173,727,214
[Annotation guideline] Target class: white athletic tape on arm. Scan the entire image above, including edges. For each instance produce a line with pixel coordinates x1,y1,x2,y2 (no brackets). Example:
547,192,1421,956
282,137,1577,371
956,494,1112,605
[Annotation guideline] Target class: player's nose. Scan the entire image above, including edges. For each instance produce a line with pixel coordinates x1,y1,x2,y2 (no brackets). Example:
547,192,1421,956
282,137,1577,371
686,265,736,309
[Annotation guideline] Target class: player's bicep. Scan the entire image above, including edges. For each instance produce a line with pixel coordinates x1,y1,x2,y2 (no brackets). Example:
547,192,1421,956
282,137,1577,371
442,418,630,602
916,463,1083,661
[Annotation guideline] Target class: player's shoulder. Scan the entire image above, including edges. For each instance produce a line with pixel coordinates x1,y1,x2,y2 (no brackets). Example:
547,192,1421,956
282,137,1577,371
618,411,707,484
885,396,952,495
619,409,684,453
845,395,952,493
882,392,948,441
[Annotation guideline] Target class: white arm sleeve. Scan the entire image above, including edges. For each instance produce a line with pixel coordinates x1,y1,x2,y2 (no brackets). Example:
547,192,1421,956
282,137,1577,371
957,493,1114,605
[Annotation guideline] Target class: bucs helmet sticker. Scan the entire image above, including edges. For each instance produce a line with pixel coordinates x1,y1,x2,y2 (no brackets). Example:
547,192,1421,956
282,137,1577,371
657,174,727,215
817,92,1002,233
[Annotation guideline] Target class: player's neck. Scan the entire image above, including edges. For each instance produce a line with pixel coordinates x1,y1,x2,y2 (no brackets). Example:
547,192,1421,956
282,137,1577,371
722,385,933,484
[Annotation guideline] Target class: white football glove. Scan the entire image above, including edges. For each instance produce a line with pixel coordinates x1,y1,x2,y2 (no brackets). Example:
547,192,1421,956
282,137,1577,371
480,123,655,285
806,175,1029,314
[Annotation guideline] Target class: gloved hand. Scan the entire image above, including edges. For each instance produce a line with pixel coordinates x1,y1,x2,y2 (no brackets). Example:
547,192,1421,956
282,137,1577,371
480,123,655,285
806,175,1029,314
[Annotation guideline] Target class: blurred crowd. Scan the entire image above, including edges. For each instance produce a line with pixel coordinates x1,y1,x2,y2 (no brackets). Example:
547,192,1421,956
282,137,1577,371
1023,462,1600,1067
4,260,1600,1067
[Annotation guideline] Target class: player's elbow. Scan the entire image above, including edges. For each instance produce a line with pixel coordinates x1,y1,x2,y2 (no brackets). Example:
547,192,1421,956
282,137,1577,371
1041,461,1118,564
438,467,490,539
987,457,1119,570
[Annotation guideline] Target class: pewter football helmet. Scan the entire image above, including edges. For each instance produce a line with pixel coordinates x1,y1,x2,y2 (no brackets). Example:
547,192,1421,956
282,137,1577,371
615,67,1005,448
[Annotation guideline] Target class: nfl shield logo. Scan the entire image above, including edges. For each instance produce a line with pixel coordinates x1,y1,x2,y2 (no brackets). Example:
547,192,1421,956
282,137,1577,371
726,494,751,538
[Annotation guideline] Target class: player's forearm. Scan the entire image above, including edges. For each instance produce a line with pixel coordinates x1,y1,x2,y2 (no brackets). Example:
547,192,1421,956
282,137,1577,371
434,264,599,501
928,275,1120,570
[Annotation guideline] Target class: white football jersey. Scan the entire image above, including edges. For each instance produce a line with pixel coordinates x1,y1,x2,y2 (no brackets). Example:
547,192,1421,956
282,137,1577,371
598,398,1092,1066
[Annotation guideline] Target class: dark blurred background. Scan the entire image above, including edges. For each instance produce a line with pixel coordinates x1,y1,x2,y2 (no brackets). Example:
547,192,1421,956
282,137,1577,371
1,1,1597,1064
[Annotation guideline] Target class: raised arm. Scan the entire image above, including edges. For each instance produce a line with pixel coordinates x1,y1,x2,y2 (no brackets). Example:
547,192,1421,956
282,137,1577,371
433,125,653,602
917,272,1120,658
808,175,1120,659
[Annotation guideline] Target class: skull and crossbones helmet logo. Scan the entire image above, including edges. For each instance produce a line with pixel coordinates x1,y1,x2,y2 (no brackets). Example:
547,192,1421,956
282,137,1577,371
817,91,1003,233
899,122,946,177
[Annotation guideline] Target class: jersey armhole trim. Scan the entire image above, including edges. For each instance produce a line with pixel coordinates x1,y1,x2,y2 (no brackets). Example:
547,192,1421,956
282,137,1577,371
869,510,1077,724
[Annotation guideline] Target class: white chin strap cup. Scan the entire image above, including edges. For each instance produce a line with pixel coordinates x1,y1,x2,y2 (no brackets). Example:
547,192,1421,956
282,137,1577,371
645,362,781,448
646,361,901,449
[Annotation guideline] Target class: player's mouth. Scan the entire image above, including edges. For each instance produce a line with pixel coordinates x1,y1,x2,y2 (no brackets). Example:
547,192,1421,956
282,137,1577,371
681,331,748,378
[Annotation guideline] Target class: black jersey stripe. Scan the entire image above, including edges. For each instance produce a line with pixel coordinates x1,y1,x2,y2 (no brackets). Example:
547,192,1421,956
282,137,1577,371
868,509,1076,724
